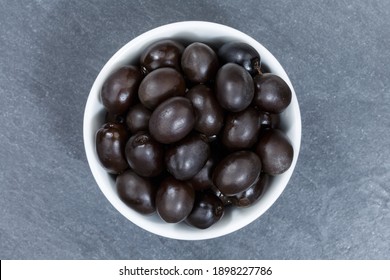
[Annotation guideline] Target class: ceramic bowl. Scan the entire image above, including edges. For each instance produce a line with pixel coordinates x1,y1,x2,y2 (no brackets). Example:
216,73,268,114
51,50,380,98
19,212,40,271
83,21,301,240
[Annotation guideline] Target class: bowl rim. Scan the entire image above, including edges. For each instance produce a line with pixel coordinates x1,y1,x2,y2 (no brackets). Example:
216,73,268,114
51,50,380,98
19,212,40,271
83,21,301,240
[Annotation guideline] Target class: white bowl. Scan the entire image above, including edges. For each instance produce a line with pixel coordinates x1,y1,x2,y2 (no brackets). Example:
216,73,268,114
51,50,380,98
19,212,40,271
83,21,301,240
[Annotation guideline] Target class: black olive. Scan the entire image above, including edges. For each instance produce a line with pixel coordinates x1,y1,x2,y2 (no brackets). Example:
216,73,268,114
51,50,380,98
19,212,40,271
218,41,261,75
185,192,224,229
116,170,156,215
125,131,164,177
212,151,261,196
149,96,196,144
181,42,219,83
156,177,195,223
231,173,269,207
138,67,186,110
140,39,184,72
96,122,129,174
165,133,210,180
222,106,260,149
255,129,293,175
100,66,142,114
186,84,224,136
125,103,151,134
215,63,254,112
253,73,292,114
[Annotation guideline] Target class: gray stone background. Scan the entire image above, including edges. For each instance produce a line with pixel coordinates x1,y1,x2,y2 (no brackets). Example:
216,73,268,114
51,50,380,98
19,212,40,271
1,0,389,259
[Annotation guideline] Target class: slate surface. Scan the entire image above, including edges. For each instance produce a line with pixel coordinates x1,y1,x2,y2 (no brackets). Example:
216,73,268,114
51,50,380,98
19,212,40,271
0,0,389,259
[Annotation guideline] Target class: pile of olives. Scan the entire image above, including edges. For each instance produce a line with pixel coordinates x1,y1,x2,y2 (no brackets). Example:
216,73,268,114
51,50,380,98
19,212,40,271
96,39,293,229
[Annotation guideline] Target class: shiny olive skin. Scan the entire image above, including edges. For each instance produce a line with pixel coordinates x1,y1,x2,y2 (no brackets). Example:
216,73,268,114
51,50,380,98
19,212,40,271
255,129,293,175
138,67,186,109
125,132,164,177
101,66,142,114
211,185,234,206
181,42,219,83
116,170,156,215
156,176,195,223
222,106,260,149
215,63,254,112
185,192,224,229
96,122,129,174
231,173,269,207
165,134,210,180
186,85,224,136
218,41,261,75
149,97,196,144
258,111,280,130
253,73,292,114
125,103,151,134
212,151,261,196
140,39,184,73
188,157,216,191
